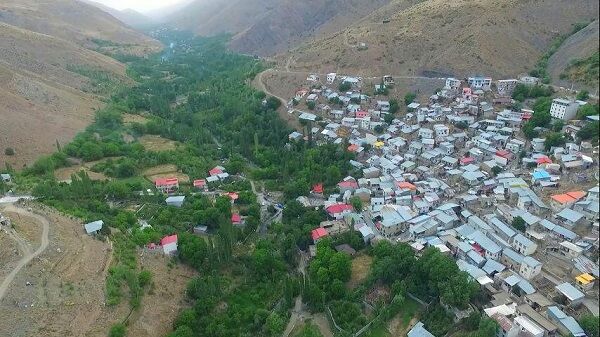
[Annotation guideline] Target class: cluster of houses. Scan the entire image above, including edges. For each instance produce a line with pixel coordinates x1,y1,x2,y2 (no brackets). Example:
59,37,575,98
291,75,599,336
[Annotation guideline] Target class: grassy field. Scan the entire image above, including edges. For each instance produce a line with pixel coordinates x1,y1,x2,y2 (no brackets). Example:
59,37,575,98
139,135,178,152
348,253,373,288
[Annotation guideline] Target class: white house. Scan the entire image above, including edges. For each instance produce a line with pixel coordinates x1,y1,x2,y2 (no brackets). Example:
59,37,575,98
445,78,462,90
160,234,178,255
550,98,579,121
468,76,492,90
327,73,337,83
434,124,449,137
419,128,434,139
84,220,104,235
519,256,542,280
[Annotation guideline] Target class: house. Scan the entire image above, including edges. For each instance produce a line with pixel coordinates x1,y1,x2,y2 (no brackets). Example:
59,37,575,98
418,128,434,139
559,241,583,258
511,234,537,256
230,211,245,224
311,227,328,243
575,273,595,292
377,100,390,112
165,195,185,207
209,166,225,176
550,191,586,210
468,230,502,259
445,78,462,90
434,124,450,137
468,76,492,90
407,321,435,337
84,220,104,235
160,234,178,255
512,315,545,337
0,173,11,183
358,225,375,243
327,73,337,83
193,179,207,191
338,179,359,193
554,282,585,307
547,306,586,337
497,79,518,96
326,204,353,219
550,98,579,120
556,208,585,227
155,177,179,194
519,256,542,280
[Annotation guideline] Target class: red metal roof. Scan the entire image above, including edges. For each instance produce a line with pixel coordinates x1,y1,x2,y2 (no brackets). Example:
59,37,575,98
396,181,417,190
193,179,206,187
312,183,323,194
231,213,242,223
460,157,475,165
536,156,552,164
160,234,178,246
311,228,328,241
155,178,179,187
338,180,359,189
326,203,353,215
209,167,223,176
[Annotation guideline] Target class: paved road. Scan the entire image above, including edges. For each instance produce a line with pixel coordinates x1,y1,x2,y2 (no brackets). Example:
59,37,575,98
0,205,50,301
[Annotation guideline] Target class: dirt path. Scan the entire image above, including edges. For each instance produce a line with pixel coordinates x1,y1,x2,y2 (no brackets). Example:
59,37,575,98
0,205,50,301
253,69,302,131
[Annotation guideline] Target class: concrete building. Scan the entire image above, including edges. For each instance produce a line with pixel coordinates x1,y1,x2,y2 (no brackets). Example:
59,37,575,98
550,98,579,121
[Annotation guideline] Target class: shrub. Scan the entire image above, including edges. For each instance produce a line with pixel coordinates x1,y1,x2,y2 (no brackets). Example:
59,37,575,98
4,148,15,156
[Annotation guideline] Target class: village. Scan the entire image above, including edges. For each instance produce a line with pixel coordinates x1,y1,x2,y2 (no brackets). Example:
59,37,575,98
276,72,599,337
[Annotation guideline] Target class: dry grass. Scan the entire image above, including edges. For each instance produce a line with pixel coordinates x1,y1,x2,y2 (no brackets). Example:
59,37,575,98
348,253,373,289
54,166,109,182
123,113,150,125
143,164,190,183
139,135,178,152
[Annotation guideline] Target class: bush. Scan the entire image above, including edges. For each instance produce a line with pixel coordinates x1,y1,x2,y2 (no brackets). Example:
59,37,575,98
339,82,352,92
108,323,126,337
4,148,15,156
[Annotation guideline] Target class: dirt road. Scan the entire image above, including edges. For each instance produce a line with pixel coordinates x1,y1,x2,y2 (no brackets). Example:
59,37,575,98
0,205,50,301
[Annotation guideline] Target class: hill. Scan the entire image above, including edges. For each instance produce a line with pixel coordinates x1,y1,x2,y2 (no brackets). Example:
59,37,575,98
0,0,160,169
549,20,599,91
285,0,599,78
165,0,393,56
80,0,156,29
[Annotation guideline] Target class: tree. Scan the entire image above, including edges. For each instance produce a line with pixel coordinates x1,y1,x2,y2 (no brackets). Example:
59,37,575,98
349,196,363,212
339,82,351,92
266,97,282,110
491,166,502,176
576,104,599,119
374,125,384,134
544,132,566,150
576,90,590,101
389,99,400,114
552,120,564,132
579,314,599,337
307,101,316,110
404,92,417,106
512,216,526,232
4,148,14,156
577,121,600,142
455,121,469,130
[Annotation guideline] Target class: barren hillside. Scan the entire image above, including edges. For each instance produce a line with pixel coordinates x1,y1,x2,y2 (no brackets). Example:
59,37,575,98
286,0,599,78
80,0,156,29
0,0,160,169
166,0,393,55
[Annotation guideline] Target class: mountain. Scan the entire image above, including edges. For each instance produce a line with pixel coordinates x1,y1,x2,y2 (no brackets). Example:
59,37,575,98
165,0,393,56
80,0,155,29
0,0,160,169
286,0,599,78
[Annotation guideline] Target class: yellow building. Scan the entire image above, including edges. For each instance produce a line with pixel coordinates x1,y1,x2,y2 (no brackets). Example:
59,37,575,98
575,273,595,292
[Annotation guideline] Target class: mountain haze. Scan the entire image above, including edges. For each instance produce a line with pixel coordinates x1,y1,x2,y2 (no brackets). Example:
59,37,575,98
80,0,156,29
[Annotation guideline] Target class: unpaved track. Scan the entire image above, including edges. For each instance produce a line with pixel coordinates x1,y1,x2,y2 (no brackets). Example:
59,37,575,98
0,205,50,301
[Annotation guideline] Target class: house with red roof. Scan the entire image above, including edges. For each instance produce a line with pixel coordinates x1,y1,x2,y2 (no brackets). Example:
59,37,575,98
311,227,328,242
227,192,239,202
209,166,225,176
347,144,359,152
231,213,243,225
312,183,324,194
160,234,178,255
550,191,586,210
536,156,553,165
326,204,353,219
338,180,359,193
460,157,475,165
193,179,207,191
355,110,369,119
155,177,179,194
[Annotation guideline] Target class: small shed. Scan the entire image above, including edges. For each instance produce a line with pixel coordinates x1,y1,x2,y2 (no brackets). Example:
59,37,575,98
84,220,104,235
166,196,185,208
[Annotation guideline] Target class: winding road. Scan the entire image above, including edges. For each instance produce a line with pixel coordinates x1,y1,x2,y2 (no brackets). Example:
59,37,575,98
0,205,50,301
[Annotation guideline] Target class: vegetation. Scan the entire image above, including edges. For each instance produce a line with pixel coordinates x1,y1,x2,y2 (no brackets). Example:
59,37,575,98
522,97,553,139
576,103,599,119
530,21,590,83
579,314,599,337
339,82,352,92
4,148,15,156
511,217,526,232
561,51,599,86
404,92,416,106
511,84,554,102
577,121,600,143
108,323,127,337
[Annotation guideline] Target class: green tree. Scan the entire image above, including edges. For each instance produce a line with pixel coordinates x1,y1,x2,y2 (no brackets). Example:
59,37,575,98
374,125,384,134
491,166,502,176
576,90,590,101
579,314,599,337
389,99,400,114
404,92,417,106
576,104,599,119
577,121,600,141
349,196,363,212
544,132,566,150
552,120,564,132
339,82,351,91
512,216,526,231
307,101,316,110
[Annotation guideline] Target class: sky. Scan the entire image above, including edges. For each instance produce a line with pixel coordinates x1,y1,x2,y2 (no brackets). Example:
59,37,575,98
92,0,188,12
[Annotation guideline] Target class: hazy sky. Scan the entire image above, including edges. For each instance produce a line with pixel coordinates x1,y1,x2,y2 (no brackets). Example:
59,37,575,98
93,0,188,12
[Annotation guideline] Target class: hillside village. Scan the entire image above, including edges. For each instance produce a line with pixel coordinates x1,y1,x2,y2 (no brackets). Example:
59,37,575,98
279,73,600,336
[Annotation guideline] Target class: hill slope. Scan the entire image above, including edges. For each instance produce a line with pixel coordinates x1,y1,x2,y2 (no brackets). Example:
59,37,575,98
165,0,393,55
0,0,160,169
548,20,599,91
80,0,156,29
286,0,599,78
